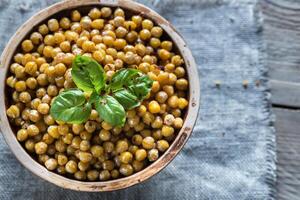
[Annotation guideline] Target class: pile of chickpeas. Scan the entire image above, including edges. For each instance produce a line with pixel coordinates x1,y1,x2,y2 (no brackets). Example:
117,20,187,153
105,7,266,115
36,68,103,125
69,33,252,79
5,7,189,181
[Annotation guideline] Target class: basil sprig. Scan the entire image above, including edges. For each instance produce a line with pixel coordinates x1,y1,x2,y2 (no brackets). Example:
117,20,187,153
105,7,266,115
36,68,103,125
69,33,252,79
50,55,153,126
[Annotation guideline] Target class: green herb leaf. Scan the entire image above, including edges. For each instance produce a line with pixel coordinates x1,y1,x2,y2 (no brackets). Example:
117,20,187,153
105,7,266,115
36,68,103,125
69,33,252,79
94,95,126,126
110,68,140,91
89,90,99,104
71,55,106,93
113,88,140,110
127,75,153,100
50,89,91,124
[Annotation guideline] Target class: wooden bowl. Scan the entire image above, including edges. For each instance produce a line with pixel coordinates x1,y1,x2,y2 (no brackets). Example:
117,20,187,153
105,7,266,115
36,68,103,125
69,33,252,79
0,0,199,192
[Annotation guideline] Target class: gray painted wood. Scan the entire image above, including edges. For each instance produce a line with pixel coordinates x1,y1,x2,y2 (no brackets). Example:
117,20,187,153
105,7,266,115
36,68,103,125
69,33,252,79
262,0,300,107
270,80,300,108
262,0,300,199
274,108,300,200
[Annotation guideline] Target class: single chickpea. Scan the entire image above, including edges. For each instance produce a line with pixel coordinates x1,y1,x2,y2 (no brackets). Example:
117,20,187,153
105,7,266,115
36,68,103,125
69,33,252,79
157,140,170,152
176,78,189,90
19,91,31,103
119,164,133,176
139,29,151,41
71,10,81,22
45,158,58,171
162,125,174,137
164,114,175,126
59,17,71,29
21,40,34,52
89,8,101,19
24,61,37,76
48,19,59,32
148,149,159,162
99,170,111,181
142,19,154,30
35,142,48,155
148,100,161,114
30,32,43,45
26,77,38,89
142,136,155,149
17,129,28,142
158,49,170,60
173,117,183,129
65,160,78,174
101,7,112,18
151,26,163,38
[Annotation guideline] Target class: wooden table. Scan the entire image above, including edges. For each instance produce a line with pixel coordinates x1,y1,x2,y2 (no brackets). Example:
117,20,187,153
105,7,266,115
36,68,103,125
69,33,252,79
262,0,300,199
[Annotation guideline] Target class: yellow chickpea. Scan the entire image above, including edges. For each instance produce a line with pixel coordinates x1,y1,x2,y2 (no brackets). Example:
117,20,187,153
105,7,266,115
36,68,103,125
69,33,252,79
21,40,34,52
48,19,59,32
148,101,161,114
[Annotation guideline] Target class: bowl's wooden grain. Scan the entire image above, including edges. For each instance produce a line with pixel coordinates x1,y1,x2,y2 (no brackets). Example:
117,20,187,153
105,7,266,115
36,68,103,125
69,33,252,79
0,0,200,192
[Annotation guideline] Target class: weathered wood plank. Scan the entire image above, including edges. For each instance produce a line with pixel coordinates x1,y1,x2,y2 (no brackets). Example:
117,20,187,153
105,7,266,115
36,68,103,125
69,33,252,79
262,0,300,76
262,0,300,108
262,1,300,199
274,108,300,200
270,80,300,108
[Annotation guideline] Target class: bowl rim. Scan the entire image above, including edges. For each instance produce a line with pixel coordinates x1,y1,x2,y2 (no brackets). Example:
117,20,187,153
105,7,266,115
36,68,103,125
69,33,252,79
0,0,200,192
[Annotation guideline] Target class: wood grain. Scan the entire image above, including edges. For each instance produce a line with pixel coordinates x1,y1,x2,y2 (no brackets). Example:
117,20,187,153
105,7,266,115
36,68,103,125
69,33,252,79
262,0,300,107
274,108,300,200
262,0,300,199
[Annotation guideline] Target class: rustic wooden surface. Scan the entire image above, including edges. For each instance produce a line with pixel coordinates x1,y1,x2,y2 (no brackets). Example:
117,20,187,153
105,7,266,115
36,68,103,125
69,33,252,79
261,0,300,199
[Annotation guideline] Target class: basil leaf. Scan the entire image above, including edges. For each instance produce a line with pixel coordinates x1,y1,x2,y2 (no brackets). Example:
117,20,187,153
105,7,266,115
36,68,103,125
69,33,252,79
113,89,140,110
127,75,153,100
94,95,126,126
110,68,140,91
50,89,91,124
71,55,105,93
89,90,99,104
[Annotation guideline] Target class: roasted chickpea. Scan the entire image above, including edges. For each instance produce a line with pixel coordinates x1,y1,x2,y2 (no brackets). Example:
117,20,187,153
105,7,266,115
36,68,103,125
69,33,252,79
45,158,58,170
47,85,58,96
176,78,188,90
48,19,59,32
142,137,155,150
65,160,78,174
29,110,41,122
135,149,147,161
19,92,31,103
140,29,151,41
26,77,38,89
151,26,163,38
15,81,27,92
168,95,179,108
30,32,43,45
89,8,101,19
175,66,185,78
37,103,50,115
17,129,28,142
35,142,48,155
162,125,174,137
119,151,133,164
99,170,111,181
173,117,183,129
116,140,129,154
148,149,159,162
99,129,111,141
60,17,71,29
101,7,112,18
119,164,133,176
22,40,34,52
